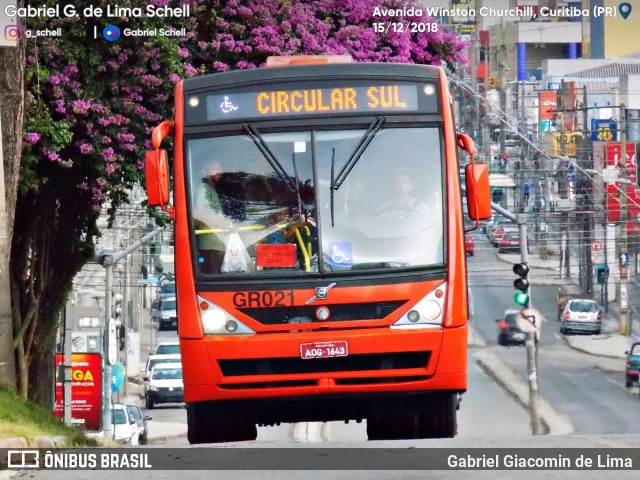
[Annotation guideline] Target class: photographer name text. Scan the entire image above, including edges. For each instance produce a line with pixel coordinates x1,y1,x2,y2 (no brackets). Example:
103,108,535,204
5,4,190,19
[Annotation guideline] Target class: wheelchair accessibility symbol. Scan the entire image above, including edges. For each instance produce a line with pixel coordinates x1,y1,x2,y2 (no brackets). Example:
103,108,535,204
328,242,352,267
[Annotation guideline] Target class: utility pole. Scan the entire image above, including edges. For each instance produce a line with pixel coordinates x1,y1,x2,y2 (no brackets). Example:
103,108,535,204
483,38,492,165
102,257,113,440
619,103,629,335
581,86,594,297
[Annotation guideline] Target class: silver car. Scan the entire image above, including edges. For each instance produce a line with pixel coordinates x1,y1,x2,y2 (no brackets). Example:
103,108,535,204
560,299,601,335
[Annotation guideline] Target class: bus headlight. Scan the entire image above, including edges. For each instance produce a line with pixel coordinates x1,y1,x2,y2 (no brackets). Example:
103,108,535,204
198,296,255,336
391,283,446,329
201,309,226,332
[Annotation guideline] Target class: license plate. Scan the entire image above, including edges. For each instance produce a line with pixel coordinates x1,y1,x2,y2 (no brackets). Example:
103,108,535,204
513,333,525,340
300,341,348,359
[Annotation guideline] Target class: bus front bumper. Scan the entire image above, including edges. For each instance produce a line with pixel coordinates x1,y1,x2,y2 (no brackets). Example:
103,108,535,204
181,326,467,403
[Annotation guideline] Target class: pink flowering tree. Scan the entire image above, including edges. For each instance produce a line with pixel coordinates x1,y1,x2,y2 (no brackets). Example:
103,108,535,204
13,0,466,401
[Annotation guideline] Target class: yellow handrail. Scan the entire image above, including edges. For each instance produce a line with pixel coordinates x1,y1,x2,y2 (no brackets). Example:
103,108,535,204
294,228,311,272
303,225,312,257
195,225,266,235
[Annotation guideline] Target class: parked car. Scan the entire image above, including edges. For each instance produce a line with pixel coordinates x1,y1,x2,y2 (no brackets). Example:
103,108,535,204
145,362,184,409
154,341,180,355
498,231,530,254
158,281,176,299
154,297,177,330
465,234,474,256
481,213,506,234
125,403,151,445
496,309,526,346
111,403,139,445
556,284,585,321
560,299,602,335
490,225,518,247
624,341,640,388
486,217,511,237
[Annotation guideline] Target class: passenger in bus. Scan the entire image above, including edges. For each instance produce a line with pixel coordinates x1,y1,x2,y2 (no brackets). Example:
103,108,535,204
376,167,428,217
193,160,235,274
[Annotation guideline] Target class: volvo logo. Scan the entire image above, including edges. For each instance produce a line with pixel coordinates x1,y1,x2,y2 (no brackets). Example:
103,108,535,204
306,282,337,304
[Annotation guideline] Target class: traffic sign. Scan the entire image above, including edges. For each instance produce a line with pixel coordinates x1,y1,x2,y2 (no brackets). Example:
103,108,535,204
590,241,603,253
516,307,544,333
111,362,125,393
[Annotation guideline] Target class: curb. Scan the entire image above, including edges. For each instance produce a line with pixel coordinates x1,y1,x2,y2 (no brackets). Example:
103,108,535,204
0,435,67,449
473,349,574,436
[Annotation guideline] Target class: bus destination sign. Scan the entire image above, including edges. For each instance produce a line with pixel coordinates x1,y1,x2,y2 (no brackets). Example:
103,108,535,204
201,84,424,121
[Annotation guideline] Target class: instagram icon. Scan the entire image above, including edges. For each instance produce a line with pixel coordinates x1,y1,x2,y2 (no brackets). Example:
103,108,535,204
4,25,23,42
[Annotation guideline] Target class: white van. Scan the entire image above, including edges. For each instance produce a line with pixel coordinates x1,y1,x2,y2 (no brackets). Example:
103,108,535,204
111,403,139,445
145,362,183,409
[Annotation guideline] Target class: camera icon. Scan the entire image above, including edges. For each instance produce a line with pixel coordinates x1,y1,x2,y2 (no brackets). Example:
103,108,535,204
4,25,23,42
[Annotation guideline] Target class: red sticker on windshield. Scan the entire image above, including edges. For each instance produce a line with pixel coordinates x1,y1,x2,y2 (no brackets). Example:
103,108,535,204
256,244,297,268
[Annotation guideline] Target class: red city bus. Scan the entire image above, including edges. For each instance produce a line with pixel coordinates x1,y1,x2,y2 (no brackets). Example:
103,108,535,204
145,56,490,443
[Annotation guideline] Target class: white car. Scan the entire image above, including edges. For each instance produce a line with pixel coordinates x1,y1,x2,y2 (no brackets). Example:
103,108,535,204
111,403,140,445
154,297,177,330
560,299,602,335
153,341,180,355
145,362,184,409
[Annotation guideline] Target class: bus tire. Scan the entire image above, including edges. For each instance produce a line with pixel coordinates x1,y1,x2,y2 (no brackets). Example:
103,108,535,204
417,393,457,438
187,401,257,444
366,412,419,440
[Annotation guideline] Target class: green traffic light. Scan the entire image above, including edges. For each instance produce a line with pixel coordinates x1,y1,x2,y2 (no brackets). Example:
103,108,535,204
514,292,529,306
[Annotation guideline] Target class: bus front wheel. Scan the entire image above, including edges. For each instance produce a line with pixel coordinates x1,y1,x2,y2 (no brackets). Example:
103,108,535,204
366,393,457,440
187,401,257,444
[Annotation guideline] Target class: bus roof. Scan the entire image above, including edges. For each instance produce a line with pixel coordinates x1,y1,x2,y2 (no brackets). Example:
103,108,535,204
182,62,443,93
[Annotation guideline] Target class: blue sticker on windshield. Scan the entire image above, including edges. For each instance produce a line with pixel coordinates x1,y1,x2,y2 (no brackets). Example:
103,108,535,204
328,242,353,267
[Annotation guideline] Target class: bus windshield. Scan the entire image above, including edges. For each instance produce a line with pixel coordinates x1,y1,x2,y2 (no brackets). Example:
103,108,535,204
187,126,444,276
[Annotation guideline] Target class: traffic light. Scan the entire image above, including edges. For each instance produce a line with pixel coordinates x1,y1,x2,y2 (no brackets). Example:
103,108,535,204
112,293,124,351
513,262,530,306
141,265,148,280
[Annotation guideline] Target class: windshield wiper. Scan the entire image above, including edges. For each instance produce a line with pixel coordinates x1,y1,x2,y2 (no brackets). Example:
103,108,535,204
330,117,385,191
243,124,296,191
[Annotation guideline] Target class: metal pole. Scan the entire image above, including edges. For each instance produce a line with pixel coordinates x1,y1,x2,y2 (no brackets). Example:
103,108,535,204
102,262,113,439
122,259,128,397
63,301,73,425
518,215,541,435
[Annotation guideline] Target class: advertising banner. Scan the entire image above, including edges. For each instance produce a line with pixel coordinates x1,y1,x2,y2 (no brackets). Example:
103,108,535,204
605,142,639,231
54,352,102,431
591,119,618,142
539,91,557,133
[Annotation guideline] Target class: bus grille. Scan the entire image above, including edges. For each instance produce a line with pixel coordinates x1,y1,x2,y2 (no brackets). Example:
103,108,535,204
219,351,430,377
238,301,407,325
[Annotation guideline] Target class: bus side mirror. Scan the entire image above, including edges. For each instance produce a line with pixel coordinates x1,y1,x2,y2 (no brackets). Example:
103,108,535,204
465,163,491,221
145,148,170,207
